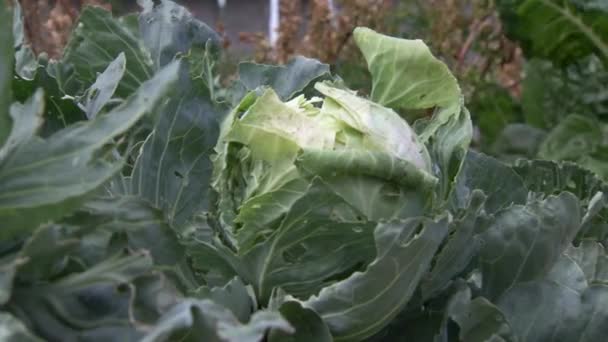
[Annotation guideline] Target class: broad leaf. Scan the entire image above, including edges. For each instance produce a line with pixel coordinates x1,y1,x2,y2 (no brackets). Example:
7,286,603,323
10,251,158,341
241,181,377,303
62,6,153,96
447,285,516,342
142,299,293,342
451,151,527,213
566,241,608,284
520,57,608,129
301,217,449,341
139,0,221,70
238,56,332,101
191,277,254,322
497,0,608,65
268,301,332,342
538,114,608,179
130,73,221,230
353,28,471,201
354,27,460,110
497,281,608,342
81,52,126,119
0,61,180,239
0,0,13,147
422,190,488,299
479,193,582,300
0,312,43,342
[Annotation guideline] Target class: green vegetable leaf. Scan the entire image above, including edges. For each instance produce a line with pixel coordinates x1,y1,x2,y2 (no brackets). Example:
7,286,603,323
0,61,180,239
447,285,516,342
353,28,472,202
301,217,449,341
0,0,14,147
451,151,527,213
268,301,332,342
538,114,608,179
0,312,43,342
62,6,153,96
81,52,126,119
566,241,608,284
130,73,221,230
240,181,377,303
191,277,254,323
479,192,582,300
497,0,608,65
354,27,460,110
238,57,332,101
496,281,608,342
10,250,157,341
142,299,293,342
139,0,220,70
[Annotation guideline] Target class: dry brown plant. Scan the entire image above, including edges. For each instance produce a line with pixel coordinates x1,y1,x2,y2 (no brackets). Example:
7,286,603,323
240,0,390,65
18,0,111,58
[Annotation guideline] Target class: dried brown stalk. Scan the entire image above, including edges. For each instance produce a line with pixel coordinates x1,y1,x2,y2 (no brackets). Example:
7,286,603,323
18,0,110,58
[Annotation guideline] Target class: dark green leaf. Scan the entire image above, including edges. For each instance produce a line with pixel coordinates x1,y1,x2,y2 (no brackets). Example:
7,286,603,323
451,151,527,213
0,61,180,239
538,114,608,179
479,193,582,299
0,312,44,342
268,301,332,342
301,217,449,341
237,57,332,101
138,0,220,70
191,277,254,322
141,299,293,342
62,6,153,96
0,0,14,147
497,0,608,65
130,74,221,230
448,285,516,342
81,52,126,119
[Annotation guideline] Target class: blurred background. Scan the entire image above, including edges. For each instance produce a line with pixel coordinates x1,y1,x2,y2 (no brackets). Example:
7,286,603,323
15,0,608,178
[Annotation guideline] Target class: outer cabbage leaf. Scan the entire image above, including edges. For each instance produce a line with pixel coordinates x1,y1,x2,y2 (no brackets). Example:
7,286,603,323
61,6,153,96
0,0,13,147
566,241,608,284
354,27,460,110
315,82,432,171
0,61,180,239
237,56,332,101
447,285,516,342
130,73,221,230
80,53,126,119
353,27,471,202
239,181,377,303
300,217,449,341
451,151,527,213
267,301,332,342
479,193,582,300
538,114,608,180
141,299,293,342
0,312,43,342
138,0,221,70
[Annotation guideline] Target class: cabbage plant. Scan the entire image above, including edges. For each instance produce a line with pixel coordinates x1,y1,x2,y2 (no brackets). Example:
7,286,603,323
2,1,608,342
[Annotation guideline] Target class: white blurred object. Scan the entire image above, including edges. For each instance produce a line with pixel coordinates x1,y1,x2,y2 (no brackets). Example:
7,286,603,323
328,0,336,26
269,0,280,46
217,0,227,8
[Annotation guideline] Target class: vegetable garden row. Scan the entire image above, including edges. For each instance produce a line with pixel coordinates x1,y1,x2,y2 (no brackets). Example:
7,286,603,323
1,0,607,341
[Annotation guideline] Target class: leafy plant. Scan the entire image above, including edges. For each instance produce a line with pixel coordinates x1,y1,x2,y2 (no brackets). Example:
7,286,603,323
1,1,608,341
488,0,608,178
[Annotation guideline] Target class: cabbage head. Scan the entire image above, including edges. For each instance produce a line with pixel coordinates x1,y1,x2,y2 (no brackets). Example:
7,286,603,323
204,27,472,341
